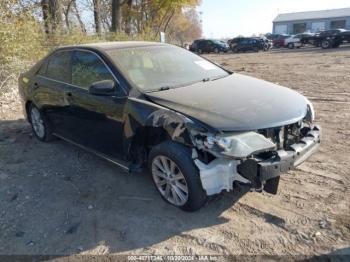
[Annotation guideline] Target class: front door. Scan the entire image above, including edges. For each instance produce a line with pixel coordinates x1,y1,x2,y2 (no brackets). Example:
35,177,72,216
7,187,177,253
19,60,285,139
64,50,127,159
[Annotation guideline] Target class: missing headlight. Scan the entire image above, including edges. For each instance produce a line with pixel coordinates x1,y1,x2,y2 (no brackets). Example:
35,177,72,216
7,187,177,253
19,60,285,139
203,132,276,158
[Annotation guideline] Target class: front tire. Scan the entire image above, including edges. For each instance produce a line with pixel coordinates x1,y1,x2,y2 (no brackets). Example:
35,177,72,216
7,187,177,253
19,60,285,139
28,104,54,142
148,141,207,211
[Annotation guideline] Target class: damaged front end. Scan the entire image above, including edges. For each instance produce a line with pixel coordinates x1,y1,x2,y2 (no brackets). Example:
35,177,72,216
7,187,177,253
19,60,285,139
191,115,321,196
137,101,321,197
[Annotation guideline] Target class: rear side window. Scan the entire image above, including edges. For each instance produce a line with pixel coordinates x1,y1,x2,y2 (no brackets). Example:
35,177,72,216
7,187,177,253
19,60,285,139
72,51,114,88
45,51,72,83
37,61,47,75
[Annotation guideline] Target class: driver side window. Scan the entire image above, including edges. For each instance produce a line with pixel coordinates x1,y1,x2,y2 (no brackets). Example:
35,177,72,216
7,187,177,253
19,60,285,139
72,51,114,89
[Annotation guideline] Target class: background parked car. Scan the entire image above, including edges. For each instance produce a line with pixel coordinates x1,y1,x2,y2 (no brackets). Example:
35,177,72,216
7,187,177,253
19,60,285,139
219,40,230,49
228,37,246,50
284,35,302,49
340,30,350,43
295,32,316,45
261,37,273,50
312,29,349,49
272,34,290,48
190,39,229,53
231,37,266,53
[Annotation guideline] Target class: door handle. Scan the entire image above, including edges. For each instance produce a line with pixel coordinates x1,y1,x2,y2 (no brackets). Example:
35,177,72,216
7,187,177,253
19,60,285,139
66,92,72,97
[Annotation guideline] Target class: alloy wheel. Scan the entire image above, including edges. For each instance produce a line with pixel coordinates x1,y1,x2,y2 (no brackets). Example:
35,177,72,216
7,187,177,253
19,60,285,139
151,155,189,206
322,40,330,49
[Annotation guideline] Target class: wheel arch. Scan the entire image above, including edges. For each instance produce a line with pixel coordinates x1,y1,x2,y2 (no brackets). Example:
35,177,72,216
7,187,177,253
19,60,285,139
25,100,33,120
125,108,215,169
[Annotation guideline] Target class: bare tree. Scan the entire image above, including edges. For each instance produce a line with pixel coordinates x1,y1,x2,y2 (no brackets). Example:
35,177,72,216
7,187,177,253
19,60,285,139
124,0,133,35
41,0,63,35
71,0,86,33
63,0,74,31
41,0,50,34
93,0,102,35
111,0,126,33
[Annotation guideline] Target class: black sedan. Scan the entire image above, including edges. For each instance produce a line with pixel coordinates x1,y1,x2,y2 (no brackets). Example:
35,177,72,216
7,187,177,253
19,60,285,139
19,42,321,211
190,39,229,53
230,37,267,52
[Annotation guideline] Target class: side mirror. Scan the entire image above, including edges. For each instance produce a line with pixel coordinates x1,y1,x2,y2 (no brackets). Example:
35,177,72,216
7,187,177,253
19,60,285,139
89,80,116,96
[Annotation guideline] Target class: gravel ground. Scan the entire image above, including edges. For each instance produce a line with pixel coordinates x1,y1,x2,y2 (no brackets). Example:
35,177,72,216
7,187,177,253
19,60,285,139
0,45,349,258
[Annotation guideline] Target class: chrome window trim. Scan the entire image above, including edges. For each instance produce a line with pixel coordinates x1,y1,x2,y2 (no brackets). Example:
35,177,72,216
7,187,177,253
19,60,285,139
37,48,128,96
38,74,86,91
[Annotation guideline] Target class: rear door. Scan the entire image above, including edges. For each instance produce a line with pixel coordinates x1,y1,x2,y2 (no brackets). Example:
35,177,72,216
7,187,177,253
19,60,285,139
34,50,73,134
206,40,214,52
197,40,205,52
201,40,210,52
251,39,258,50
239,39,248,51
64,50,127,159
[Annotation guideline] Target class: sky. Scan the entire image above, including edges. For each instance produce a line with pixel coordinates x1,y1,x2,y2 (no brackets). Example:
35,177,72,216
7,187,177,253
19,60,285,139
199,0,350,38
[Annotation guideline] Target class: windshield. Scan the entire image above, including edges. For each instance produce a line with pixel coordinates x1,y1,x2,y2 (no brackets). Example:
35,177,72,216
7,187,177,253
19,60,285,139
213,40,224,45
106,45,229,92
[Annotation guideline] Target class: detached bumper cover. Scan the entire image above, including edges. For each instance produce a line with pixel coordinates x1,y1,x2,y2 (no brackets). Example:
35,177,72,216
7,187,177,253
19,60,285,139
238,125,321,192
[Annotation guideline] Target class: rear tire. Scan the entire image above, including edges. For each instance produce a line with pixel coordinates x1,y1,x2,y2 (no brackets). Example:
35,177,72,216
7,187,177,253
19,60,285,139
321,39,332,49
28,104,54,142
148,141,207,211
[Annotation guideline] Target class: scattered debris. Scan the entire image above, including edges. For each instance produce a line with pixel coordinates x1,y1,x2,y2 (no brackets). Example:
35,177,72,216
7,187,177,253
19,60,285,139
313,232,322,237
319,219,332,229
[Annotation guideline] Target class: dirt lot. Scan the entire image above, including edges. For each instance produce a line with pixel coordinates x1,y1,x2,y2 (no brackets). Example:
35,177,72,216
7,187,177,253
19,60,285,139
0,46,349,258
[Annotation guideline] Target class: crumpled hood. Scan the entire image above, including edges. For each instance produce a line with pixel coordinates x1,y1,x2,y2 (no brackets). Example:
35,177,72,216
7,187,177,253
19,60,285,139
145,73,308,131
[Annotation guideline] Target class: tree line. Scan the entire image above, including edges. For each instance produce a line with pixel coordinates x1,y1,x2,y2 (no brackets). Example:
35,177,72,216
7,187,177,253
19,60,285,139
0,0,202,64
38,0,202,44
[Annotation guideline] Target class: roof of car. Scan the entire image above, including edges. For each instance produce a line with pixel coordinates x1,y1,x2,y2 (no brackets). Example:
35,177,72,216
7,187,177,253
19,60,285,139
60,41,169,51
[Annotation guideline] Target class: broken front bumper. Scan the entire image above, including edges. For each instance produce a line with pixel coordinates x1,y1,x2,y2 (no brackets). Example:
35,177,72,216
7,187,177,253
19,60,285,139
238,125,321,193
195,125,321,196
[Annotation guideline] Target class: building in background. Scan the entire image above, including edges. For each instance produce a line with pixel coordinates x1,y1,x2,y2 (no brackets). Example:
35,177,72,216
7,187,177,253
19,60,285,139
273,7,350,34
